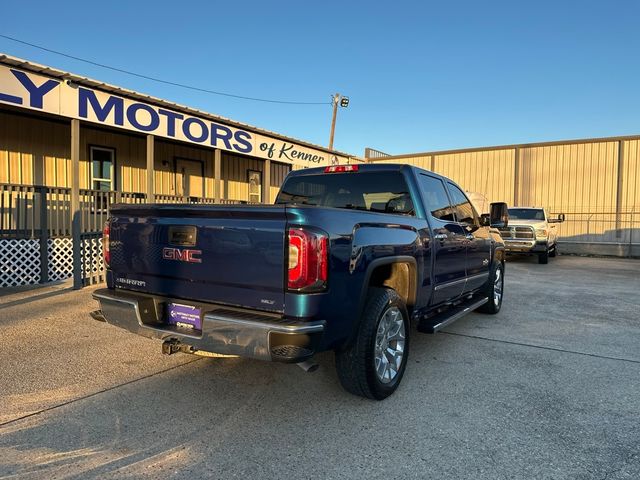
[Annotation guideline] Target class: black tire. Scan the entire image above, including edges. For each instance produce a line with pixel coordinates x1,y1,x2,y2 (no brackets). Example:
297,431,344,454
538,249,549,264
477,261,504,314
549,244,557,257
335,287,410,400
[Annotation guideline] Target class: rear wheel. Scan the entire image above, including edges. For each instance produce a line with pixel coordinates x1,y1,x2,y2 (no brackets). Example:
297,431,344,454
549,244,557,257
335,288,409,400
477,261,504,314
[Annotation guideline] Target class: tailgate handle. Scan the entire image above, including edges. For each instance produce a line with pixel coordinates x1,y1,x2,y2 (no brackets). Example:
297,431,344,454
169,226,197,246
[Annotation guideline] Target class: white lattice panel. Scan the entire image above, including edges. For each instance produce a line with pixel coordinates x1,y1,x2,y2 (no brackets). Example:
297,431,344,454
0,239,41,287
48,238,73,281
82,237,104,279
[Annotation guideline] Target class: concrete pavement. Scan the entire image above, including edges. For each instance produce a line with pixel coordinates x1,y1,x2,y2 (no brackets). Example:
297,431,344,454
0,256,639,479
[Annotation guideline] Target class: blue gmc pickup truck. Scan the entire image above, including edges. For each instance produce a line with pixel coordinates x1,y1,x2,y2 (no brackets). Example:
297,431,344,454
91,164,508,399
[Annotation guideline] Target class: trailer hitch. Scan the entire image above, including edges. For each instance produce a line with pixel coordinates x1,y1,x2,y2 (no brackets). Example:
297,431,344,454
161,339,193,355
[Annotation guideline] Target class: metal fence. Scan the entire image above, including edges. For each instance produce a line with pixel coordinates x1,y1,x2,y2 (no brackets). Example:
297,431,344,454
550,211,639,256
0,183,261,289
364,147,390,159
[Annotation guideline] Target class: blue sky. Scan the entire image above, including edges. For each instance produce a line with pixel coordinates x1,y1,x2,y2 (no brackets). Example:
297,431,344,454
2,1,639,156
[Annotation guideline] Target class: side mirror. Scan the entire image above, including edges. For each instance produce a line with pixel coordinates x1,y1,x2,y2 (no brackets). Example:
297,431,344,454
489,202,509,228
479,213,491,227
548,213,565,224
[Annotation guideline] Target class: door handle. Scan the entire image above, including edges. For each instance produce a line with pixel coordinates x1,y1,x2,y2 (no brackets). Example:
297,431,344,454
434,233,448,240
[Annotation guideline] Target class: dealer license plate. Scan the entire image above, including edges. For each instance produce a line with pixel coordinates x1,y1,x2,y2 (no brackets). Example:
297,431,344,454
166,303,202,330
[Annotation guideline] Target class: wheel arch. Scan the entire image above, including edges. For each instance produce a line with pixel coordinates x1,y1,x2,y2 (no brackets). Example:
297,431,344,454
344,256,417,348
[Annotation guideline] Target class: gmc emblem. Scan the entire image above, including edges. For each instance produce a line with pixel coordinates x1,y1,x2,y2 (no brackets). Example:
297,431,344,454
162,247,202,263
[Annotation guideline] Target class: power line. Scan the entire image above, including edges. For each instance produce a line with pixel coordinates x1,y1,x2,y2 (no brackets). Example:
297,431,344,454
0,33,331,106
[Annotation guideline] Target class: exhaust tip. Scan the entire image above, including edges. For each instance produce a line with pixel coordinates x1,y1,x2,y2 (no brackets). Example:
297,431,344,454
89,310,106,322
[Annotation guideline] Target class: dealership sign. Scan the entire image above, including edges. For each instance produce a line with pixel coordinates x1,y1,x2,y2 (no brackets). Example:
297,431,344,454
0,65,346,166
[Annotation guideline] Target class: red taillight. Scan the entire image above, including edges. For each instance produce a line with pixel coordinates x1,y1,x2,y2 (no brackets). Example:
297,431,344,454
103,221,110,267
288,228,328,291
324,164,359,173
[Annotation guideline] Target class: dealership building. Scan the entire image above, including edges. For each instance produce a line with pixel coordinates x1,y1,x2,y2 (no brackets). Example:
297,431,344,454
1,54,638,290
0,54,359,288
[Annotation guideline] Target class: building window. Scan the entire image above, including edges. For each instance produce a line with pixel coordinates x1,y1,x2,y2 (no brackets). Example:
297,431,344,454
90,146,115,191
247,170,262,203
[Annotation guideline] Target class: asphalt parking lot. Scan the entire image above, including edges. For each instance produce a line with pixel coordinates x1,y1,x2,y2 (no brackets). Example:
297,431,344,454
0,255,639,479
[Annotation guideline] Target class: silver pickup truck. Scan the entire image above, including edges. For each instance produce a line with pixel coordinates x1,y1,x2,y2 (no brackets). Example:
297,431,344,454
497,207,565,264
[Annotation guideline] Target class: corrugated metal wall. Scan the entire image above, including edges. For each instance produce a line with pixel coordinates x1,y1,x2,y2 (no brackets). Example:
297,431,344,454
221,152,265,202
220,152,291,203
1,110,292,202
519,142,619,213
155,140,214,197
434,149,516,206
371,137,640,253
373,139,639,213
270,162,290,203
80,127,146,191
0,111,70,186
374,150,516,206
622,140,640,213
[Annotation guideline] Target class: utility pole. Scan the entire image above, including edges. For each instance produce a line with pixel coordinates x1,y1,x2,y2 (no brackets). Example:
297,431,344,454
328,93,349,150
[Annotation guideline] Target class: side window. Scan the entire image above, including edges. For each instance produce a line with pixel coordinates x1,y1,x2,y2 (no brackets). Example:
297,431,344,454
418,174,456,221
447,183,478,225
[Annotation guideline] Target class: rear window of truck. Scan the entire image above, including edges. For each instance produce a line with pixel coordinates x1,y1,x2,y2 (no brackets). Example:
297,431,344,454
276,171,414,215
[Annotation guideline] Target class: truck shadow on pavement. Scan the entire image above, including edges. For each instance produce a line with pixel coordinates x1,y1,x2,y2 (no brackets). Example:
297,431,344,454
0,332,460,478
0,285,73,311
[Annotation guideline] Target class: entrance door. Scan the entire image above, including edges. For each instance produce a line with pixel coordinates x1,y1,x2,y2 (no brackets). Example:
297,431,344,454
175,158,204,198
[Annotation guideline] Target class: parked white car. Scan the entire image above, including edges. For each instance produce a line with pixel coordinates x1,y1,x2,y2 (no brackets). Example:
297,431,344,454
497,207,565,264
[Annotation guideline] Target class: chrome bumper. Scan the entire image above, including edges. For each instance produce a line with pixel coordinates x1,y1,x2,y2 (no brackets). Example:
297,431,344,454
91,288,324,362
503,239,547,253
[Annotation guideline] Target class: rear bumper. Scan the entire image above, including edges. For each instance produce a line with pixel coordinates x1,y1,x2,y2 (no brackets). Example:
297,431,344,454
91,288,324,363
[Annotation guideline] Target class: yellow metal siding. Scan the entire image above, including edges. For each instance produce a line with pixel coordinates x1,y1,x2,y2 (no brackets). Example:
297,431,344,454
433,149,515,206
270,162,291,203
622,140,640,213
80,127,146,191
154,140,214,197
221,152,265,201
0,111,285,202
517,142,619,240
373,150,516,206
371,140,639,217
518,142,618,213
374,155,433,170
0,111,69,186
372,138,640,244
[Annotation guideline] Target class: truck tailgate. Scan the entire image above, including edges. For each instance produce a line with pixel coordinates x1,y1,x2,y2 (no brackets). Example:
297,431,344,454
108,204,286,313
